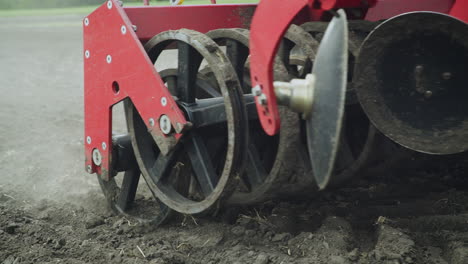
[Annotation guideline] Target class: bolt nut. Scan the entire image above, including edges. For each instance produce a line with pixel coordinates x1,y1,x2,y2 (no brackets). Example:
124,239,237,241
107,0,113,9
92,149,102,166
86,165,93,174
251,85,262,96
149,118,155,127
121,25,127,35
442,72,452,80
86,136,92,144
84,18,90,26
106,55,112,64
102,142,107,150
132,25,138,32
159,115,172,135
85,50,90,59
257,93,268,105
161,97,167,106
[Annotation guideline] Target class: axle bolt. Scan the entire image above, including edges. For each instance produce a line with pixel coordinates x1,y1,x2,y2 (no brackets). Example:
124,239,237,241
257,93,268,106
251,85,262,96
92,149,102,166
159,115,172,135
149,118,155,127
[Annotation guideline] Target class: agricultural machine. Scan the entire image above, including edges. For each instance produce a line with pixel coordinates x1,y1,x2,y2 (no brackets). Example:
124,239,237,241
83,0,468,223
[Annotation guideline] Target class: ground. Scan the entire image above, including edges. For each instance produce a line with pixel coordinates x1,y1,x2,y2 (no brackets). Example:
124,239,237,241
1,12,468,264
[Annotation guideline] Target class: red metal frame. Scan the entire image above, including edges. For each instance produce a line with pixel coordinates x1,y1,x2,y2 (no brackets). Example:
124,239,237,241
84,0,254,180
124,4,255,42
85,0,468,178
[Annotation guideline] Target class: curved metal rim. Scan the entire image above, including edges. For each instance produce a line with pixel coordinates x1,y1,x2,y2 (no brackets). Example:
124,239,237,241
128,29,247,214
354,11,468,154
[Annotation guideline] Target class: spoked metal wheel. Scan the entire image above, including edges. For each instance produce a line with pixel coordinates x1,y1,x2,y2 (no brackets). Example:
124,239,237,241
97,134,183,225
127,29,248,214
204,28,304,205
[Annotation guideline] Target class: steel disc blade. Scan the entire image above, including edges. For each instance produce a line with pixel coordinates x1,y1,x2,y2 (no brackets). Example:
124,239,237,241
307,9,348,189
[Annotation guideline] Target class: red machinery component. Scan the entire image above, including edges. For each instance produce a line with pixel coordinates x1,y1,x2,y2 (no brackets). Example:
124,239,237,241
84,0,468,221
84,1,254,180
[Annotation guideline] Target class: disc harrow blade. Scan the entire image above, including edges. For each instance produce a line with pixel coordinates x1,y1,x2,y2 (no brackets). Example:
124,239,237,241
306,9,348,190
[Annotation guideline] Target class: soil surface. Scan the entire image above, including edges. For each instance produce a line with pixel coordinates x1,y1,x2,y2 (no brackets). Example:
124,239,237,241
1,14,468,264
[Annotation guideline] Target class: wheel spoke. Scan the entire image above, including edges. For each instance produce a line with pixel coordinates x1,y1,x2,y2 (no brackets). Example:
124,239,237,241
177,41,202,103
226,39,249,87
149,151,176,184
116,169,140,211
244,143,267,190
196,78,222,98
185,133,218,196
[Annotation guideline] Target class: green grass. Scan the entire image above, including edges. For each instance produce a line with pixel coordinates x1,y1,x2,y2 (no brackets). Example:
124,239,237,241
0,0,257,17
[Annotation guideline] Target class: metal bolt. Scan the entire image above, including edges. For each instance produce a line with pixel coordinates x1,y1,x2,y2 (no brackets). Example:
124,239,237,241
107,0,113,9
85,50,90,59
251,85,262,96
121,25,127,35
175,122,184,133
257,93,267,105
106,55,112,64
92,148,102,166
102,142,107,150
161,97,167,106
86,165,93,174
132,25,138,32
442,72,452,80
159,115,172,135
86,136,92,144
149,118,155,127
415,65,424,73
117,0,123,6
425,90,433,98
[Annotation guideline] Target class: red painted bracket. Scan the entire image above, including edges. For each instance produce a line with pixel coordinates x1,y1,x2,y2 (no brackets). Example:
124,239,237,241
84,1,256,180
124,4,256,42
84,0,188,179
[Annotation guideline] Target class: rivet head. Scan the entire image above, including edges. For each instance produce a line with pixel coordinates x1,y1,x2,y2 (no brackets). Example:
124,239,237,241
106,55,112,64
121,25,127,35
161,97,167,106
102,142,107,150
149,118,155,127
92,149,102,166
107,1,113,9
86,136,92,144
85,50,90,59
84,18,89,26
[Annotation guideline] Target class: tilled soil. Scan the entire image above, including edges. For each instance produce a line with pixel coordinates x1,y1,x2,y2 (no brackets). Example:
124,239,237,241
2,163,468,264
